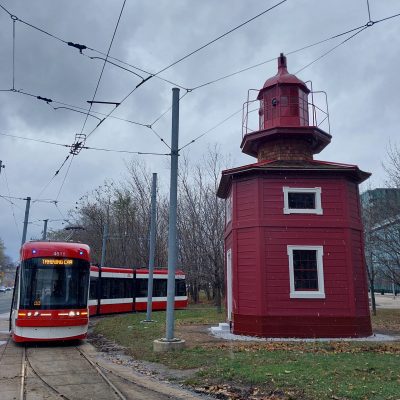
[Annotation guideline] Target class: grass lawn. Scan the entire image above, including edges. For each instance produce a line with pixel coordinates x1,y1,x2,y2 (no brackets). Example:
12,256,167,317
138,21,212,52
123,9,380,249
93,306,400,400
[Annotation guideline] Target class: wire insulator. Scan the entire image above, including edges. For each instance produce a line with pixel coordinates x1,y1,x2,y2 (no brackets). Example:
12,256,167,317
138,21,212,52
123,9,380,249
67,42,87,54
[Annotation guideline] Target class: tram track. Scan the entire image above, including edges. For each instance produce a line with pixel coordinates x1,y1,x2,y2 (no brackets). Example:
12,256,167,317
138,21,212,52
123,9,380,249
76,346,127,400
18,345,127,400
22,345,73,400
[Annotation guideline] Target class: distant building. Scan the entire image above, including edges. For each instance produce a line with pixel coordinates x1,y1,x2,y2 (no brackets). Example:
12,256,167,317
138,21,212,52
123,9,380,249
361,188,400,294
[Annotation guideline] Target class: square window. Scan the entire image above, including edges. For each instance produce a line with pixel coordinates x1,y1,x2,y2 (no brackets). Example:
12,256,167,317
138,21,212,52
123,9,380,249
288,192,315,209
287,245,325,299
283,187,323,215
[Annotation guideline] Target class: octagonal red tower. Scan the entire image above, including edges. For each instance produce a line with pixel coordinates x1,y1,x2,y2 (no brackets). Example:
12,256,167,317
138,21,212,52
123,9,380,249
217,54,372,338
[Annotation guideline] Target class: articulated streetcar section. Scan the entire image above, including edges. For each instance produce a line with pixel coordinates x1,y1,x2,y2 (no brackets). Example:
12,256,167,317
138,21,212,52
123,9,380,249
0,241,200,400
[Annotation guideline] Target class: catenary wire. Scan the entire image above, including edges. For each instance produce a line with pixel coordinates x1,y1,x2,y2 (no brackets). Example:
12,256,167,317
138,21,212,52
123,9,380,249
180,11,400,151
294,26,368,75
12,17,16,90
179,107,243,151
82,145,170,156
3,168,22,238
55,155,74,201
0,131,69,147
0,130,170,155
366,0,372,22
80,0,126,135
83,1,287,141
154,0,287,77
0,2,187,90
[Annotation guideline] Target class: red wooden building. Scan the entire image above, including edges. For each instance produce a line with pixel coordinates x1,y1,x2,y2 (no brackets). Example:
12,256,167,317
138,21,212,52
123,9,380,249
217,54,372,338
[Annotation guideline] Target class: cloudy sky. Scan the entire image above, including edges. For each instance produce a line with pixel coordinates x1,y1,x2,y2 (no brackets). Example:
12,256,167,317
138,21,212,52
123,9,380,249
0,0,399,259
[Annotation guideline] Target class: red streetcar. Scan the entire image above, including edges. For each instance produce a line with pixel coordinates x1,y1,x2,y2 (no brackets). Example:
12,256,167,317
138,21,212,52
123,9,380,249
10,241,188,342
88,266,188,316
10,241,91,342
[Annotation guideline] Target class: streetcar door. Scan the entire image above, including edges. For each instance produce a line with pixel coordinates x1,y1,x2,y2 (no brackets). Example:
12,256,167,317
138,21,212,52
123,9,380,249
9,266,19,332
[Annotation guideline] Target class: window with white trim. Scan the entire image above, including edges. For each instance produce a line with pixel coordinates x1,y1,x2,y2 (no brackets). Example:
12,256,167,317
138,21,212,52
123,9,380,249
225,191,232,225
283,187,322,215
287,245,325,299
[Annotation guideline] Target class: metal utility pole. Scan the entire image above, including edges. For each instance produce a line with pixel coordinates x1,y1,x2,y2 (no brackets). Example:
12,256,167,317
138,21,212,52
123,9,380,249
100,222,108,267
165,88,180,341
145,173,157,322
42,219,49,240
21,197,31,246
0,160,4,174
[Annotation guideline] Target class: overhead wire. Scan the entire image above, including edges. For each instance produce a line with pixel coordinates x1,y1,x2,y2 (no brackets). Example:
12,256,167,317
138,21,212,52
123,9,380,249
294,26,368,75
0,131,69,147
80,0,127,135
55,155,74,201
154,0,287,77
1,88,150,128
3,1,399,203
83,145,170,156
179,10,400,151
0,130,170,155
179,107,243,151
2,168,23,239
0,2,187,89
83,0,287,141
12,15,16,90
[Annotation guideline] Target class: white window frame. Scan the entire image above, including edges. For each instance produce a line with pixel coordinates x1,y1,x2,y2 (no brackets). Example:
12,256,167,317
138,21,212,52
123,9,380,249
225,191,232,225
287,245,325,299
283,187,323,215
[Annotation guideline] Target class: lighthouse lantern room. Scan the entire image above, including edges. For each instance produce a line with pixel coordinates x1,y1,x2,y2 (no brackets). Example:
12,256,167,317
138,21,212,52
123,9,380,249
217,54,372,338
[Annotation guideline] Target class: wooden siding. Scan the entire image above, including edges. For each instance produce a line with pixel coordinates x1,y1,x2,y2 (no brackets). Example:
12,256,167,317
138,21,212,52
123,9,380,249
236,179,257,221
227,171,371,337
236,228,258,314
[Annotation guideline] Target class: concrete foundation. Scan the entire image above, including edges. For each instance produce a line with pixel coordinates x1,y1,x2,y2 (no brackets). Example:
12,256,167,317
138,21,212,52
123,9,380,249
153,338,185,352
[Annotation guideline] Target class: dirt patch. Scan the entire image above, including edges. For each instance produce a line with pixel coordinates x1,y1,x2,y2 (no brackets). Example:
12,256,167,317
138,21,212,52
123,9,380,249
87,329,201,381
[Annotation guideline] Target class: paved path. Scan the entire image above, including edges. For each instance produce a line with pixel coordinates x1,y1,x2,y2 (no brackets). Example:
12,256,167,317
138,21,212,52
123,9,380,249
0,291,12,314
373,293,400,309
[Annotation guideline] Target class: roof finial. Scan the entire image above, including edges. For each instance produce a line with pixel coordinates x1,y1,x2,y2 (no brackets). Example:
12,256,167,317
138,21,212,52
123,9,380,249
278,53,287,72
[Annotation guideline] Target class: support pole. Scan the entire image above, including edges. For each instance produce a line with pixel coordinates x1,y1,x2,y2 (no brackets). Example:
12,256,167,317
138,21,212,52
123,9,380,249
153,88,185,352
0,160,4,174
145,173,157,322
42,219,49,240
165,88,180,341
21,197,31,246
100,222,108,268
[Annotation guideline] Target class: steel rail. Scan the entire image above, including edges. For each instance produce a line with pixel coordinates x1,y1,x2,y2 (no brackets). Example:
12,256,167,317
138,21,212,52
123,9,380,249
19,346,26,400
76,346,127,400
24,347,73,400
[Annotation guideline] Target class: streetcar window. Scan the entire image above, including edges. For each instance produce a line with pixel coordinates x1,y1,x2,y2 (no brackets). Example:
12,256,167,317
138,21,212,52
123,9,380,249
101,278,133,299
89,278,98,299
19,258,89,310
153,279,167,297
136,278,148,297
175,280,187,296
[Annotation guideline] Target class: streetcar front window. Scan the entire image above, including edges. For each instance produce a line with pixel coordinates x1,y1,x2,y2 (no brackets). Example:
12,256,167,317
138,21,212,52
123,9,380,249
19,258,89,310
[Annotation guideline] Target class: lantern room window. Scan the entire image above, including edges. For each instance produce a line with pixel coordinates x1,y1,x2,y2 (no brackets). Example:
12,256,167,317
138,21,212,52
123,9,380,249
283,187,322,215
287,245,325,299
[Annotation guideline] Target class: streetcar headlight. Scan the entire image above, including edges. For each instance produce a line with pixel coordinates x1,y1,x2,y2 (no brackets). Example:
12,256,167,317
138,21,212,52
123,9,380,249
27,312,32,317
68,311,76,317
34,311,39,317
76,311,80,316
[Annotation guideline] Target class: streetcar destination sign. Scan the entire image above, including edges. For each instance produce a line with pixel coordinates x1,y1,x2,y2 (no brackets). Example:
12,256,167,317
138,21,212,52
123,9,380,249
41,259,74,265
